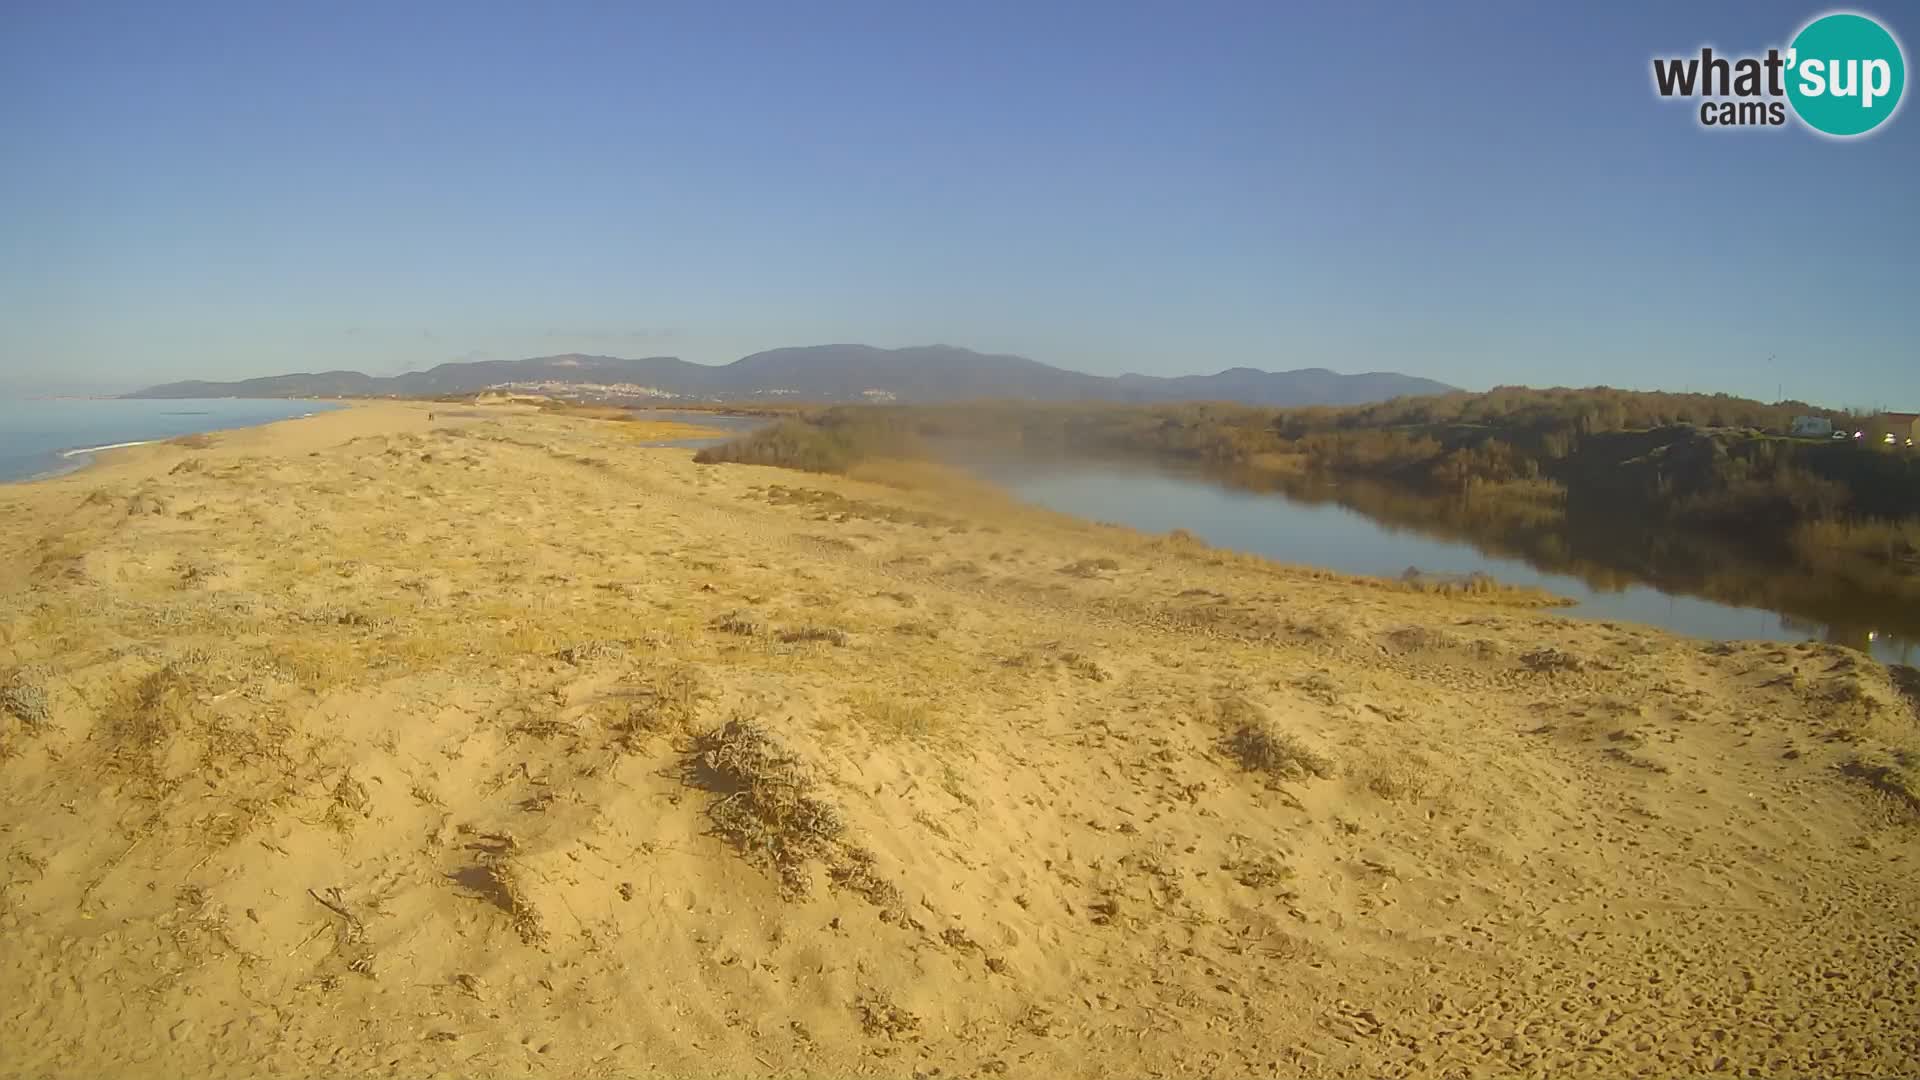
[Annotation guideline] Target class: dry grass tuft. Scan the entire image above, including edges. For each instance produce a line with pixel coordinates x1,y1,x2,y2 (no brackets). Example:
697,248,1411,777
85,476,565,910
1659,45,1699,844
553,639,627,665
1364,754,1440,801
1397,567,1565,605
1891,665,1920,717
101,667,196,773
193,795,282,850
126,492,171,517
1840,752,1920,816
613,665,709,749
1158,528,1209,550
1059,557,1121,578
325,770,373,833
193,712,292,776
690,718,847,896
756,483,964,530
827,846,905,912
1217,697,1336,780
1520,647,1585,673
848,690,938,743
470,855,548,945
1382,625,1463,653
1224,853,1294,889
511,714,580,741
1058,651,1111,682
854,991,923,1041
710,610,764,637
1226,723,1337,780
1285,612,1353,641
1,679,51,734
777,625,850,647
1292,671,1341,706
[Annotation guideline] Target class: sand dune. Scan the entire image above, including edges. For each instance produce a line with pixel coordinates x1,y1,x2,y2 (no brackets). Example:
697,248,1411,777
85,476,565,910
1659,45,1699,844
0,401,1915,1078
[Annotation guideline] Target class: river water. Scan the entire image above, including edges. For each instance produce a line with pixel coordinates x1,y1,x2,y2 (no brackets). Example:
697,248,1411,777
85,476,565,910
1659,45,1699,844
973,457,1916,666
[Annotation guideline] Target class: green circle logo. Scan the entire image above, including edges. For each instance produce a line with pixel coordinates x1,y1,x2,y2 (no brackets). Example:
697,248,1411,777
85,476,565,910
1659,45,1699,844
1786,12,1906,136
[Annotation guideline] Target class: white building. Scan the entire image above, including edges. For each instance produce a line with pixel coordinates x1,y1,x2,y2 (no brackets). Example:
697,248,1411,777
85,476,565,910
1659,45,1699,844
1789,415,1833,438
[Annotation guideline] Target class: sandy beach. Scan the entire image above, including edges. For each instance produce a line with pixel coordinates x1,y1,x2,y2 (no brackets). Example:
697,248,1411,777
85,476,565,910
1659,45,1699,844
0,400,1915,1078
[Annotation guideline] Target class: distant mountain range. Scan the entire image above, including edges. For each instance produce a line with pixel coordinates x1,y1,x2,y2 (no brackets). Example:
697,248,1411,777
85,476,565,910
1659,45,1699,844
126,345,1456,407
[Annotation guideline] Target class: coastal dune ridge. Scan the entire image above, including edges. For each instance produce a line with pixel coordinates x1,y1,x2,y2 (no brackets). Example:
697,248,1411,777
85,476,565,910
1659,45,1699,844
0,400,1915,1077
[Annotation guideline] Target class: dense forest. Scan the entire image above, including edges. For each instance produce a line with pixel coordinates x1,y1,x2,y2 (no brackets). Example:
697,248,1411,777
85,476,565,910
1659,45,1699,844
693,387,1920,606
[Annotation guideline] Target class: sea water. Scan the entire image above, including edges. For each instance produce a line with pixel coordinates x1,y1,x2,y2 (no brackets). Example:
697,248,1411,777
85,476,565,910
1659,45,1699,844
0,398,340,483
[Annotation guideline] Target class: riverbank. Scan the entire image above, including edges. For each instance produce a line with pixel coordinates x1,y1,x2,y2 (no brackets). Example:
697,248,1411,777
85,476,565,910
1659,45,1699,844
1,401,1916,1077
695,408,1920,660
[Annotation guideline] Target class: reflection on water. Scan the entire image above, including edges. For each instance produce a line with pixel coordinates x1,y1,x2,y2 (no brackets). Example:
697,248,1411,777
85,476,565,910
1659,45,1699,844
972,456,1917,666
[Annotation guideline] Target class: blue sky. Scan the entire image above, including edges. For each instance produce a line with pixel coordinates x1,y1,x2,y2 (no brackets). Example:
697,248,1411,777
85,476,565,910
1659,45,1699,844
1,1,1914,406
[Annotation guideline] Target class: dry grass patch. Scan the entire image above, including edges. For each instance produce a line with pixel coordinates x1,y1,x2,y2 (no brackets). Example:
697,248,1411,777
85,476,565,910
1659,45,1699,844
1382,624,1464,653
756,483,965,530
1840,751,1920,816
452,846,548,947
193,711,293,775
710,609,765,637
324,770,373,833
1396,568,1569,607
686,718,905,910
270,635,367,689
848,689,938,743
777,624,850,647
1363,753,1441,801
1059,556,1120,578
613,664,710,750
854,990,922,1041
1,678,51,735
1285,611,1354,642
826,845,904,912
553,639,627,665
481,856,548,945
689,718,847,896
192,794,287,851
100,666,198,774
1154,527,1209,551
1891,665,1920,717
1059,650,1111,682
1224,853,1294,889
1216,696,1336,780
1291,671,1341,706
1521,647,1586,673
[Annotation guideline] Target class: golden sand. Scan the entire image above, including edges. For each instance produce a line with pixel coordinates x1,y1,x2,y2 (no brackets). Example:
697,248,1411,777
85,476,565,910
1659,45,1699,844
0,400,1915,1077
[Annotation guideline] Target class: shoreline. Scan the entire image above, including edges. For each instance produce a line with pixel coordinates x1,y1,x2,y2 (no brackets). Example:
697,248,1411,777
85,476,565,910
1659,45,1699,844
59,438,161,457
0,400,352,486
